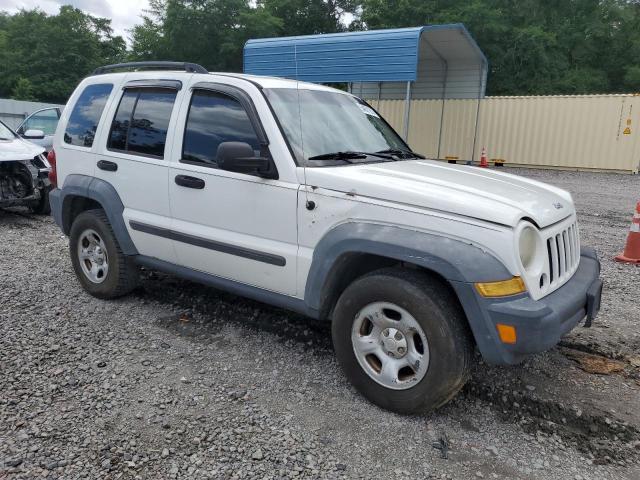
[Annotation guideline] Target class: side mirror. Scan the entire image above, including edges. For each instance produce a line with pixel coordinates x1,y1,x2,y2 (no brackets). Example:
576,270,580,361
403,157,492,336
216,142,276,178
23,129,45,140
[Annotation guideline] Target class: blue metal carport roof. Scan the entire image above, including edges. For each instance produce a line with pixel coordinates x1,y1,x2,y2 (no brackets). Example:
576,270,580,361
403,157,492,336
243,24,487,84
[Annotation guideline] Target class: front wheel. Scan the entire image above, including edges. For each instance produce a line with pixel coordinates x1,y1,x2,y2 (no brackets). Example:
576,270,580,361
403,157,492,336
332,268,473,414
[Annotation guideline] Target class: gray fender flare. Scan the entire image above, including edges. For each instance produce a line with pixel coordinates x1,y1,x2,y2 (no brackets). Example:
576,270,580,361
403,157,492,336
53,174,138,255
304,222,512,345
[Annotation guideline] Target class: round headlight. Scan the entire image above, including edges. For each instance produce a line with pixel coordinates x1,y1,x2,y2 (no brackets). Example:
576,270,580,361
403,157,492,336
516,222,547,275
519,225,538,270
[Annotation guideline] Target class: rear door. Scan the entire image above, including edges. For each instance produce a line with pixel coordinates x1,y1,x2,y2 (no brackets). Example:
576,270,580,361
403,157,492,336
93,76,186,263
167,81,299,295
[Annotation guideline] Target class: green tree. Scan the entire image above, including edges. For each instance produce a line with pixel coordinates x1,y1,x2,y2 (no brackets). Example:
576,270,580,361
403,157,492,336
129,0,169,60
259,0,356,36
3,0,640,99
129,0,360,71
11,77,36,101
0,6,126,103
130,0,284,71
623,66,640,90
359,0,638,95
613,1,640,91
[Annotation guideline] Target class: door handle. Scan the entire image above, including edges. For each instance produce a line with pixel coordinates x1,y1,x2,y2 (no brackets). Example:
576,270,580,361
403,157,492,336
175,174,205,189
97,160,118,172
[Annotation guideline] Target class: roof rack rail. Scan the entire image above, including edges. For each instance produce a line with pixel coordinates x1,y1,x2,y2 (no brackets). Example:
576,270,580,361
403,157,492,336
92,61,208,75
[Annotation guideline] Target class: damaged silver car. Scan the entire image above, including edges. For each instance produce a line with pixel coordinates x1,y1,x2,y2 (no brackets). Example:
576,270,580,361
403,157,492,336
0,120,52,214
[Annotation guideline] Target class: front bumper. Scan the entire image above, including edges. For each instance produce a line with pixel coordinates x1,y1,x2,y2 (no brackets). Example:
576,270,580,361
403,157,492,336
452,247,602,365
0,160,50,207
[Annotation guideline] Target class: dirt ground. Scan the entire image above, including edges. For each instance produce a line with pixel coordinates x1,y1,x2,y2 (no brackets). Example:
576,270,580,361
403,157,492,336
1,167,639,479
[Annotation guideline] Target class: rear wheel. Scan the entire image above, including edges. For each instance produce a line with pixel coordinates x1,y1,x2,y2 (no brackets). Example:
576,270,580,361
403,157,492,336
332,267,473,414
69,209,139,299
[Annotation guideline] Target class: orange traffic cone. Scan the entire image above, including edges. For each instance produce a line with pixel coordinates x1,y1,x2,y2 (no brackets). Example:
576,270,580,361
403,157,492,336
478,147,489,168
615,201,640,264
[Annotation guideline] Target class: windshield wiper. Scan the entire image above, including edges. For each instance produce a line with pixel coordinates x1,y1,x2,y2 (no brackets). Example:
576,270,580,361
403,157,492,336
307,151,394,161
375,148,425,159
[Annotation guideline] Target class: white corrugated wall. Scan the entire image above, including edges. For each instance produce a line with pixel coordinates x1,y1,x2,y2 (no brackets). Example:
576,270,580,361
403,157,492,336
370,94,640,173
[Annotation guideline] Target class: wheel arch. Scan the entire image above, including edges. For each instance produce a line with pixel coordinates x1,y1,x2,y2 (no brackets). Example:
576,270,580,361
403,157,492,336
305,223,512,324
55,174,138,255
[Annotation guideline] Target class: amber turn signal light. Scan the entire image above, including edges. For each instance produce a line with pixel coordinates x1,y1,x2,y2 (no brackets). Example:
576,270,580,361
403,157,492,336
496,324,517,344
475,277,526,297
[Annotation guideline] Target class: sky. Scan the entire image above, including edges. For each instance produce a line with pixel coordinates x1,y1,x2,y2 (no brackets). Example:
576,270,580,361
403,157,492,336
0,0,150,41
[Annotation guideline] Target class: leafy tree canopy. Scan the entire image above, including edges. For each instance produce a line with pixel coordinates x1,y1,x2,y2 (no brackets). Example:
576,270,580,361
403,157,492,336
0,6,126,103
358,0,640,95
1,0,640,102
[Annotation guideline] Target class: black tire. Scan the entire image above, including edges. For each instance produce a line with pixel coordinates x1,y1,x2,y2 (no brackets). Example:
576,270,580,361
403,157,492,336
332,267,473,414
31,186,51,215
69,209,139,299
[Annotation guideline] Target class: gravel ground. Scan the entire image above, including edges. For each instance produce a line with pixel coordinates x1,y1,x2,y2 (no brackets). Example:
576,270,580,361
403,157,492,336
1,167,640,480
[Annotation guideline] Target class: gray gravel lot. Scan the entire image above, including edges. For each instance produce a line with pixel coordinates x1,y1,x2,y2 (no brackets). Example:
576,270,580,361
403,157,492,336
1,167,639,479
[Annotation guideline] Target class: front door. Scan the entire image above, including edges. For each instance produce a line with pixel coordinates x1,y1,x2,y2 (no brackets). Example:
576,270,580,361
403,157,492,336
168,86,298,296
18,107,60,150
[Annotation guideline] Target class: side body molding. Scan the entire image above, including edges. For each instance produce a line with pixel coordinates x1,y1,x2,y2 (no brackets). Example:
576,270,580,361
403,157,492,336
304,222,512,315
51,174,138,255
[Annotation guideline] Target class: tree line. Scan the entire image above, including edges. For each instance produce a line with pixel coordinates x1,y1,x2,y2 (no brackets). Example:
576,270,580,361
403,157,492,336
1,0,639,104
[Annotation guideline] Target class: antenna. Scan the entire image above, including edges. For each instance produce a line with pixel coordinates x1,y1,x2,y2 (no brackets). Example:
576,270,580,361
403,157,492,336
294,44,311,208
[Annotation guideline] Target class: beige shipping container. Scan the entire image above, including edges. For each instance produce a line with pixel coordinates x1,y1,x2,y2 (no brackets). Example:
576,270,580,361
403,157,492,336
370,94,640,173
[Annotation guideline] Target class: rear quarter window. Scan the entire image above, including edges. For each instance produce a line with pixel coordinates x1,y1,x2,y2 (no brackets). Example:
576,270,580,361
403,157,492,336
64,83,113,148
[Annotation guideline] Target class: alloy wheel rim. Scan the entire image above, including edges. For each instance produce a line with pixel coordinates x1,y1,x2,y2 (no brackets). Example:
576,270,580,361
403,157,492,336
351,301,430,390
77,229,109,284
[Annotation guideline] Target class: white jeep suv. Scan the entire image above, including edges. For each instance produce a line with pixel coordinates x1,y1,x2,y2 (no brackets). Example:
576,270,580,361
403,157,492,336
49,62,603,414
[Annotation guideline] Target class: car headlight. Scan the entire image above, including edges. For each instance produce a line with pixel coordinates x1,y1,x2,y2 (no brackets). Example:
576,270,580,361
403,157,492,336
516,222,544,274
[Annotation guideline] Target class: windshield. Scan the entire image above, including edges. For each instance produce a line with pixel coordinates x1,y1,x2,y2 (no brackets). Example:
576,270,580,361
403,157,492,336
264,88,409,166
0,121,16,140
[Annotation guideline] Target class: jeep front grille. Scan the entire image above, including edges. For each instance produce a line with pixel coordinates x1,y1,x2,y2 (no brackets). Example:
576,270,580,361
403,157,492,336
545,221,580,288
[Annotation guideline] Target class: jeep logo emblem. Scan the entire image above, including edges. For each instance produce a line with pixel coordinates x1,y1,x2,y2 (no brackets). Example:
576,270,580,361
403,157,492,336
553,202,564,209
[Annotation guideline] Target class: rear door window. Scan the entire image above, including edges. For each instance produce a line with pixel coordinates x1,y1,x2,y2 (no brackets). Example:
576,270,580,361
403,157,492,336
107,88,177,159
108,91,137,151
64,83,113,147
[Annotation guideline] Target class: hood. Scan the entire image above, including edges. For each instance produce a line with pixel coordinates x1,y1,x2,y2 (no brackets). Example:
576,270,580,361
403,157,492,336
0,136,46,162
305,160,573,228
